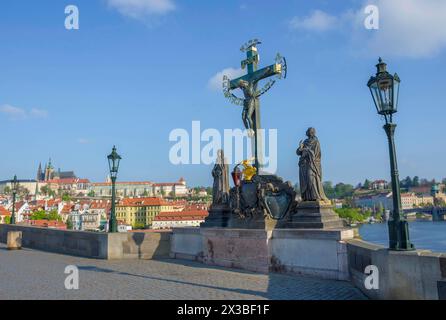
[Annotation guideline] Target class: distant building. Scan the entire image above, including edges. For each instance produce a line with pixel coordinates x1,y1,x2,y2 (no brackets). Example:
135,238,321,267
89,178,188,198
371,180,389,190
46,178,90,196
116,197,176,228
65,202,105,231
37,159,77,182
152,209,209,230
90,181,154,198
355,191,434,211
0,179,45,197
153,178,188,197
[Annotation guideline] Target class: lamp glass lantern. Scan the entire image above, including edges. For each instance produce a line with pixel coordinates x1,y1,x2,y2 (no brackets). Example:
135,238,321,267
367,58,400,121
107,146,121,179
12,175,19,194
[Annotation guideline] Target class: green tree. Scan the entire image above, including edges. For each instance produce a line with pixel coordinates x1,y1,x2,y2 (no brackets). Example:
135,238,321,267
363,179,371,190
400,176,412,189
3,186,11,195
334,183,354,199
87,190,95,197
62,193,71,202
66,218,73,230
335,208,368,224
323,181,335,199
4,216,11,224
413,176,420,187
31,210,47,220
47,210,62,221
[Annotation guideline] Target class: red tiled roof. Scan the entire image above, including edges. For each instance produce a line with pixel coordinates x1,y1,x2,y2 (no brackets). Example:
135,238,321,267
118,197,169,207
89,200,111,209
28,220,67,229
61,204,73,214
153,210,208,221
0,206,11,216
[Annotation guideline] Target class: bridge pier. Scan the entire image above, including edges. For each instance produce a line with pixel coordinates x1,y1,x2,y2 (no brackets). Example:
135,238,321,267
432,208,441,221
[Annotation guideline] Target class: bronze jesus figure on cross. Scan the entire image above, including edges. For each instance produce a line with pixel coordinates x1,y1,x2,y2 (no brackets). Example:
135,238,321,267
223,39,287,172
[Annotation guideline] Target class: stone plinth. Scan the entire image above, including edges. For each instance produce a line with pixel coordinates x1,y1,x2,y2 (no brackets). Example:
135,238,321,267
170,227,203,261
201,228,269,273
290,201,345,229
170,227,355,280
270,228,354,280
201,204,232,228
7,231,22,250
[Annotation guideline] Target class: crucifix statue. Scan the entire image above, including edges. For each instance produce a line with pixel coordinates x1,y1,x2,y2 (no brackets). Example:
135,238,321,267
223,39,287,172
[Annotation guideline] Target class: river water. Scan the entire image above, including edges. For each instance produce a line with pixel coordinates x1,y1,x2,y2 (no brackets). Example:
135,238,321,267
359,220,446,253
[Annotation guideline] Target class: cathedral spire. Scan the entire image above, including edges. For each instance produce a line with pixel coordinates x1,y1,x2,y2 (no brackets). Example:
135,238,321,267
37,163,42,181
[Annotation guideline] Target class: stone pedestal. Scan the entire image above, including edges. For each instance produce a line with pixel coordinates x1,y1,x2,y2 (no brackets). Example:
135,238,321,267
201,204,232,228
170,227,355,280
290,201,345,229
7,231,22,250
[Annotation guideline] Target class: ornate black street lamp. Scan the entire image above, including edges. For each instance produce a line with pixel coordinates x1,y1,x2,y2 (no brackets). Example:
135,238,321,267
107,146,121,233
10,175,19,224
367,58,414,251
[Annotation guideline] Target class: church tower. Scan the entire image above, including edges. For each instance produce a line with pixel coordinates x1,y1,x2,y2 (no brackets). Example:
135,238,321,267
37,163,43,181
44,158,54,181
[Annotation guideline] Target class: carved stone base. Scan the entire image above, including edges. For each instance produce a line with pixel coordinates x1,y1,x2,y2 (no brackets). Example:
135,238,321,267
226,214,279,231
201,204,232,228
289,201,345,229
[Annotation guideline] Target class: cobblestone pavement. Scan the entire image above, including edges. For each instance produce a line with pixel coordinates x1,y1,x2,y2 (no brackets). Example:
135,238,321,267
0,244,366,300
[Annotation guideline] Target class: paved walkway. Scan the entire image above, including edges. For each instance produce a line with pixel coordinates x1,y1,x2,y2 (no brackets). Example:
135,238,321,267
0,244,366,300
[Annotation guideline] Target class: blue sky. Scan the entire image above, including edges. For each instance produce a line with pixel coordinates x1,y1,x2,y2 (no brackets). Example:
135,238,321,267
1,0,445,187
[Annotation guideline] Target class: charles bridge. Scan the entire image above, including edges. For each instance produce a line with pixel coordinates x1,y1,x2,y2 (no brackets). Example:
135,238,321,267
0,224,445,300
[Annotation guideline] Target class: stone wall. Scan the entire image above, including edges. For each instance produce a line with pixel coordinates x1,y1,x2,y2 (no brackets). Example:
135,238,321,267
170,227,353,280
347,239,446,300
108,231,171,260
0,224,170,260
269,229,352,280
169,227,203,261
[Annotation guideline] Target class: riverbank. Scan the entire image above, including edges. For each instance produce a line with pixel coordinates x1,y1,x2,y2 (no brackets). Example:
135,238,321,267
359,220,446,253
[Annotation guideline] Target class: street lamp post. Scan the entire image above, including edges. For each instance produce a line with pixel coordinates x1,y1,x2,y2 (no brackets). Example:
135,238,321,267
107,146,121,233
367,58,415,251
10,175,19,224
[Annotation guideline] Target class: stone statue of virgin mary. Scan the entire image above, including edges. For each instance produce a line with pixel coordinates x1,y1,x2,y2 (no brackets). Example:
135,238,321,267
212,149,230,205
297,127,328,202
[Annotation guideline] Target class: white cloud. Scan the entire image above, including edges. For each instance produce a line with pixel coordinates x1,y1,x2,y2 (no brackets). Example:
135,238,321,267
289,10,338,32
107,0,175,20
0,104,26,119
77,138,90,144
288,1,446,58
208,67,245,91
30,108,48,118
0,104,48,120
362,0,446,58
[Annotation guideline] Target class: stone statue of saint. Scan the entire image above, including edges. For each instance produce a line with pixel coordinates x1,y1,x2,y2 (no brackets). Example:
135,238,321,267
212,149,230,205
297,128,328,202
